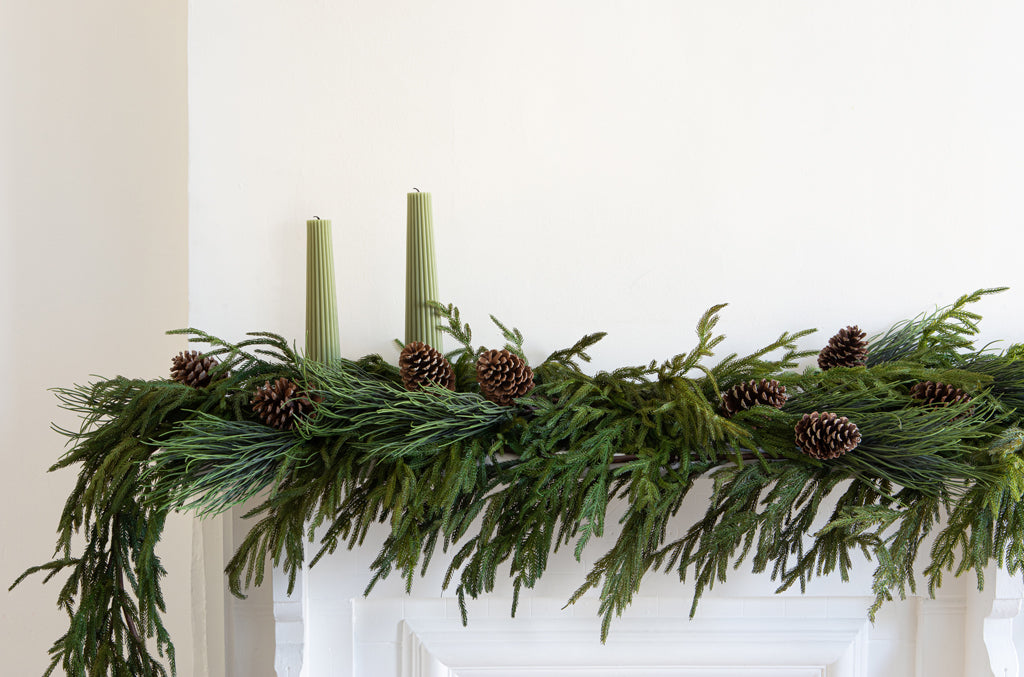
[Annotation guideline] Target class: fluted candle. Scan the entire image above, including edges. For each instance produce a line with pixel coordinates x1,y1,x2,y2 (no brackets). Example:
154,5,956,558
306,218,341,363
405,192,442,348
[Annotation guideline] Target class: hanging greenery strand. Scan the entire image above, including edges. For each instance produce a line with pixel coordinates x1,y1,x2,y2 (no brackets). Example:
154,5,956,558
13,289,1024,676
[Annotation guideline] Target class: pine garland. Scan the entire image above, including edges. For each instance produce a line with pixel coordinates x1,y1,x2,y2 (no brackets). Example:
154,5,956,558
13,289,1024,676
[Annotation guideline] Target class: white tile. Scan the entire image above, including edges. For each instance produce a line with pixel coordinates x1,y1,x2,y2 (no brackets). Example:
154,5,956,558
531,597,571,618
353,641,398,677
826,597,874,618
569,598,601,618
868,639,915,676
689,597,744,619
352,599,405,642
485,597,519,618
619,597,658,618
871,600,917,641
526,573,584,597
742,597,786,618
445,595,489,620
785,597,828,618
403,598,446,619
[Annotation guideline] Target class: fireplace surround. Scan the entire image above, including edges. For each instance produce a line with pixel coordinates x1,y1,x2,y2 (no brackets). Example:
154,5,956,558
260,514,1024,677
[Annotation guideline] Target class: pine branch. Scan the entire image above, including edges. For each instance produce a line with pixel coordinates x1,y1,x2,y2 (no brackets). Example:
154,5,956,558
149,416,312,516
300,358,514,458
867,288,1007,366
24,289,1024,668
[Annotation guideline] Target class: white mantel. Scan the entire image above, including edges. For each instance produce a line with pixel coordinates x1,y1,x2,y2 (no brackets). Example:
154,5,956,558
250,497,1024,677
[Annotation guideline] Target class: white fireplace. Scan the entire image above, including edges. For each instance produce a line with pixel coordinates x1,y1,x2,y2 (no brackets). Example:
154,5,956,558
368,597,870,677
258,502,1024,677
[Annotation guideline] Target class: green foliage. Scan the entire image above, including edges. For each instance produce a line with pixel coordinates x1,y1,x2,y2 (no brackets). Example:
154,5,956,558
13,378,183,676
149,416,311,516
299,357,515,458
431,301,483,391
12,330,302,676
18,290,1024,675
867,287,1007,366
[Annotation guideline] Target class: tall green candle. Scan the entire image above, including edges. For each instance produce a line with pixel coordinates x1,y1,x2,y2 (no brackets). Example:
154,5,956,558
306,218,341,363
405,191,442,348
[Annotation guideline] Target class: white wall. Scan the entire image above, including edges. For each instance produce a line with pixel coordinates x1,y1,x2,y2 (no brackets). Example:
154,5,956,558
187,2,1024,674
189,0,1024,368
0,1,191,675
9,0,1024,674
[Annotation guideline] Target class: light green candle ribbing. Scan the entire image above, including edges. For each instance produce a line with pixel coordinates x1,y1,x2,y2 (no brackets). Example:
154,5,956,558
306,218,341,363
405,192,442,348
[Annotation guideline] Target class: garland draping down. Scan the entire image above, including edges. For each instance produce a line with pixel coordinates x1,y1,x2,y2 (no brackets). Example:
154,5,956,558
13,288,1024,676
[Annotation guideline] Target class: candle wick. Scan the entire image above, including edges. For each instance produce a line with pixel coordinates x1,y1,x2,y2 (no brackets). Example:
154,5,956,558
313,215,320,220
413,187,420,192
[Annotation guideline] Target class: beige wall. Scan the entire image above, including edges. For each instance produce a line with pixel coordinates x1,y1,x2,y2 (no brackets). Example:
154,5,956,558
0,1,190,674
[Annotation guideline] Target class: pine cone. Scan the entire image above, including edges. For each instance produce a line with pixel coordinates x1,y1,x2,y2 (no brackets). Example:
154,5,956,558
171,350,220,388
910,381,972,408
720,379,788,417
794,411,861,460
476,349,534,406
399,342,455,391
818,326,868,370
251,377,318,431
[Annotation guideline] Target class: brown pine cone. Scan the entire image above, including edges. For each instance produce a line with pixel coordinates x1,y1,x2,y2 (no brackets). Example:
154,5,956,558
251,377,319,431
476,349,534,406
170,350,220,388
818,326,868,370
399,342,456,391
910,381,972,408
720,379,788,417
794,411,861,460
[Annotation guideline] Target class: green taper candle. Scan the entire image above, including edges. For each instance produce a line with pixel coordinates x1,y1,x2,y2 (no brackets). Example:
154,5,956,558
306,218,341,363
405,191,442,348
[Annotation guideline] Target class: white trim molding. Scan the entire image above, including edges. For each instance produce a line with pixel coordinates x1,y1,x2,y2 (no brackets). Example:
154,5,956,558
983,566,1024,677
397,615,869,677
344,597,871,677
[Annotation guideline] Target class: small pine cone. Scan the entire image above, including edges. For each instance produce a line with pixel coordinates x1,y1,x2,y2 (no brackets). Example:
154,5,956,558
910,381,972,408
171,350,220,388
794,411,861,460
720,379,788,417
251,377,318,431
399,342,456,391
818,326,868,370
476,349,534,406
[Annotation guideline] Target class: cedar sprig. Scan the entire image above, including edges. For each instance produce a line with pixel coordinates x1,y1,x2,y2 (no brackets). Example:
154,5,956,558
430,301,481,390
710,327,817,393
867,287,1007,366
536,331,607,380
489,314,526,359
567,455,716,639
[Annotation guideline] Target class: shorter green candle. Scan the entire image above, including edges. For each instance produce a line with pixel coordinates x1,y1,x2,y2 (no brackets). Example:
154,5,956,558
406,191,442,348
306,218,341,363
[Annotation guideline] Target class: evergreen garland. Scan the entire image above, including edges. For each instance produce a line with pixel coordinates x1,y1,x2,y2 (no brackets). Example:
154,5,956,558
13,288,1024,676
